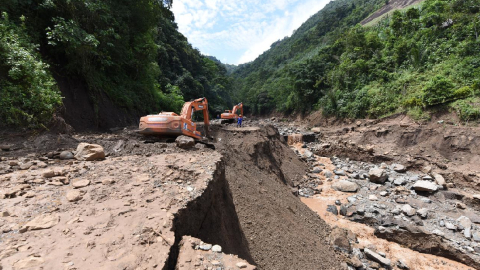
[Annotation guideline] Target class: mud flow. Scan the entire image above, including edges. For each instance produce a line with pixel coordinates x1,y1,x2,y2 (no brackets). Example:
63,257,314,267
1,116,480,270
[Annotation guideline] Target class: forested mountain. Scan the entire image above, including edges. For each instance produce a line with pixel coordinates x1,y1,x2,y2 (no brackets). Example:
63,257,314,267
0,0,232,129
232,0,480,121
2,0,479,130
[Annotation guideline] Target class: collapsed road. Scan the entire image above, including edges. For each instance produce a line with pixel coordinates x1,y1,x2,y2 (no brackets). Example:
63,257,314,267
0,116,479,270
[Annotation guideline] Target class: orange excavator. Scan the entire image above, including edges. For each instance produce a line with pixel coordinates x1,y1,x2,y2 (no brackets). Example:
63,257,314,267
138,97,210,140
221,102,243,124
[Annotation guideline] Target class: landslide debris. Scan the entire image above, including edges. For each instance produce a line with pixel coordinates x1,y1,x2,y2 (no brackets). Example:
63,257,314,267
272,114,480,269
0,125,344,270
212,125,342,270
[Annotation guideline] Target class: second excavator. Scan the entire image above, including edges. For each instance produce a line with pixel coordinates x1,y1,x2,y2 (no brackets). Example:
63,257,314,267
221,102,243,124
138,97,210,140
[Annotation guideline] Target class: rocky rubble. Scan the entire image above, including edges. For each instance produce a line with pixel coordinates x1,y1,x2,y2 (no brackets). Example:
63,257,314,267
291,138,480,269
176,236,256,270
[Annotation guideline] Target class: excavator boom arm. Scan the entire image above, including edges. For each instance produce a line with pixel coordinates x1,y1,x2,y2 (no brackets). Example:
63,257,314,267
180,97,209,137
232,102,243,117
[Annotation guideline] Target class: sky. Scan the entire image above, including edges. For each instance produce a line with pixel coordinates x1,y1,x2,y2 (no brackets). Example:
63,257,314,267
171,0,330,65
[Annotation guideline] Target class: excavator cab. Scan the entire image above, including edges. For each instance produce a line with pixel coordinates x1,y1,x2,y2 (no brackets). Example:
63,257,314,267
138,97,210,140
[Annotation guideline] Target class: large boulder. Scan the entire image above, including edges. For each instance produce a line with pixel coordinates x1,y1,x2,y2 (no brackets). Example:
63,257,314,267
176,135,195,149
369,168,388,184
74,143,105,161
332,180,359,193
413,180,438,193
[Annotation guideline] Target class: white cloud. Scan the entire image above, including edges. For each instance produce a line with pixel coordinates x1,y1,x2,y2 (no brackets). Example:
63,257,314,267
171,0,330,64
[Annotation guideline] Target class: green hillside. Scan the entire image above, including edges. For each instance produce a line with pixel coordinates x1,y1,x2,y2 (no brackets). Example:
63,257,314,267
0,0,232,129
231,0,480,121
2,0,479,129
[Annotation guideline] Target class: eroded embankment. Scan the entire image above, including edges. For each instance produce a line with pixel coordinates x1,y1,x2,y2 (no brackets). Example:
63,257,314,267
165,156,254,269
211,125,343,270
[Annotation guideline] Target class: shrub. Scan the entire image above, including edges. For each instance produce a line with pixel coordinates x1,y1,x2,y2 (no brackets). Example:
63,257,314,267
421,75,455,105
449,98,480,121
0,13,62,127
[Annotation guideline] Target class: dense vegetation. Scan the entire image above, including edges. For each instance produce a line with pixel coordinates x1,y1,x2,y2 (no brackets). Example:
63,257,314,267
232,0,480,121
2,0,479,128
0,0,232,128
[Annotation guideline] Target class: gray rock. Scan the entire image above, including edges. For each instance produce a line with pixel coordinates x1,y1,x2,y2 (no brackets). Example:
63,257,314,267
312,167,322,173
402,204,416,216
413,180,438,193
392,164,406,173
324,171,333,178
334,170,346,176
175,136,196,149
397,259,409,269
445,222,457,230
433,173,446,187
439,220,445,227
0,144,12,151
211,245,222,252
464,227,472,239
364,248,391,266
356,205,365,215
394,177,407,186
327,205,338,215
368,168,388,184
473,231,480,242
432,229,445,236
379,191,388,196
417,208,428,219
409,175,420,181
391,207,401,215
340,205,347,216
422,175,434,180
59,151,74,160
199,244,212,251
19,162,33,170
420,198,432,203
347,196,357,203
332,180,359,193
304,150,313,158
457,216,472,230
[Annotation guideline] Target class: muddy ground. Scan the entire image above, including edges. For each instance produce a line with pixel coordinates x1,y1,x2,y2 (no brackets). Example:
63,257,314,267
1,114,480,270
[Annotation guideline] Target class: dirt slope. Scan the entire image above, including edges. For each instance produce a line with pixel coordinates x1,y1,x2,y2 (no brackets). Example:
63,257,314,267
213,125,343,270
